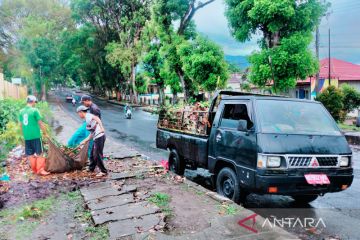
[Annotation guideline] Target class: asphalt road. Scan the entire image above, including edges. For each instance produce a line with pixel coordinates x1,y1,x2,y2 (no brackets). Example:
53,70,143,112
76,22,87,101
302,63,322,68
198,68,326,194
56,91,360,239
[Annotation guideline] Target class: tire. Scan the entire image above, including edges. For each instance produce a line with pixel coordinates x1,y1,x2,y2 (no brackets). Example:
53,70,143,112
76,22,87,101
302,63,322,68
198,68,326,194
292,195,318,204
168,149,185,175
216,167,241,203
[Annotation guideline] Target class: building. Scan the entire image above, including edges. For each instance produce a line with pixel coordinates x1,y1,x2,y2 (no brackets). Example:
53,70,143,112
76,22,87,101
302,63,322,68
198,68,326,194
290,58,360,100
227,73,242,91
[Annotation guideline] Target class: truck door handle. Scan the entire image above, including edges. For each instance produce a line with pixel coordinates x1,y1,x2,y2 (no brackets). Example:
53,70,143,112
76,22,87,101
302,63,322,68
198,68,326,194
216,133,222,142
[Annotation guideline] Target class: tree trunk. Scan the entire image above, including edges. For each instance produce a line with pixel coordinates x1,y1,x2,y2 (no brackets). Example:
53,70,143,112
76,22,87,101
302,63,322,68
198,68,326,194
158,86,165,106
131,63,138,104
172,92,178,104
176,70,189,102
41,84,46,101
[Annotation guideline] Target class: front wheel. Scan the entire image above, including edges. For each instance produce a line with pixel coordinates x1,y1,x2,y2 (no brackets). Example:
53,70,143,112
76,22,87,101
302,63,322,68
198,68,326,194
292,195,318,204
168,149,185,175
216,167,241,203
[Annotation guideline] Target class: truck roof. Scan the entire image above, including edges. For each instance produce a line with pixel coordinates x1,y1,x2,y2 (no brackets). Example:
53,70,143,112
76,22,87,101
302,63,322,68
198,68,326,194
216,90,316,103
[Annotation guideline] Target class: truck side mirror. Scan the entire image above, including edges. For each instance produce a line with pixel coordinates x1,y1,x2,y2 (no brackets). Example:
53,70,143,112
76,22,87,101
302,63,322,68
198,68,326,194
237,120,248,131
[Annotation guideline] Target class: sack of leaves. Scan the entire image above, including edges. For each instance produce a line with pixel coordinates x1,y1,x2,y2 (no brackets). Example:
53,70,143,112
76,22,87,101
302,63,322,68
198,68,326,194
44,137,89,173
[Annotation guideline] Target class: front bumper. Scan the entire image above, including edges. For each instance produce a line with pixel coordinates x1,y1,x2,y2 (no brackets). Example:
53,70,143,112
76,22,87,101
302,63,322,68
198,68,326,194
255,169,354,195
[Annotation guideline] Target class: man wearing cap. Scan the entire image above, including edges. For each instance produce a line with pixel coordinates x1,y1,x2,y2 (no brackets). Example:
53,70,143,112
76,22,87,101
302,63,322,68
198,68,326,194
19,95,49,175
81,95,101,169
81,95,101,119
77,105,107,177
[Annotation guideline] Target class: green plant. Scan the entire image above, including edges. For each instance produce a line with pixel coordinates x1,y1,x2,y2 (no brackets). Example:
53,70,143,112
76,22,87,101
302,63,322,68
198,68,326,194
341,84,360,114
148,192,172,217
316,86,344,122
0,98,52,172
0,196,55,223
85,225,109,240
218,204,238,215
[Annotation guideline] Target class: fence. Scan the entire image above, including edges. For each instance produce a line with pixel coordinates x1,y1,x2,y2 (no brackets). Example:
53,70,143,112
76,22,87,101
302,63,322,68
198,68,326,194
0,73,28,100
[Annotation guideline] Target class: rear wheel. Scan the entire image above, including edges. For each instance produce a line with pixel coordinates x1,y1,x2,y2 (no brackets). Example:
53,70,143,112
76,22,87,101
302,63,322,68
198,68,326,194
292,195,318,204
216,167,241,203
168,149,185,175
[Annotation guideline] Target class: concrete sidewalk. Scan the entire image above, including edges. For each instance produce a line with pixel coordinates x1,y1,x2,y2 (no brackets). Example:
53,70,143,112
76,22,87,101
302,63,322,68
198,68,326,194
79,158,297,240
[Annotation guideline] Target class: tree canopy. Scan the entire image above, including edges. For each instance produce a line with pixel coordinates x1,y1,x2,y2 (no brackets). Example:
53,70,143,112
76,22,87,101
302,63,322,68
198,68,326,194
225,0,328,92
1,0,230,103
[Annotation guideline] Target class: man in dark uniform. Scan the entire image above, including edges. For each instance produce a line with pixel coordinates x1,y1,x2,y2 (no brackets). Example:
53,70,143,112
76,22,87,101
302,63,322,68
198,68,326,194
81,95,102,171
81,95,101,119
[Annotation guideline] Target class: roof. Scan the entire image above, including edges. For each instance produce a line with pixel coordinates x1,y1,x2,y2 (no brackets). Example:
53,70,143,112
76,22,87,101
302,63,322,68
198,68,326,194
228,73,242,84
299,58,360,83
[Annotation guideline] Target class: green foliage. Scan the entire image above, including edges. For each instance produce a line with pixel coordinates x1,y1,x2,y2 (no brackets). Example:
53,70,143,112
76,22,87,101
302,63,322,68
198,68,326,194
0,99,25,131
0,0,73,96
0,196,55,222
225,0,328,92
341,84,360,113
316,85,360,122
249,33,318,91
316,86,344,122
0,99,51,172
178,36,229,92
148,192,172,216
218,203,238,215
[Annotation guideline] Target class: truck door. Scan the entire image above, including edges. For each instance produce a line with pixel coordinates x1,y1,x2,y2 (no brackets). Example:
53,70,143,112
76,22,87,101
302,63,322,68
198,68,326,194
211,101,258,171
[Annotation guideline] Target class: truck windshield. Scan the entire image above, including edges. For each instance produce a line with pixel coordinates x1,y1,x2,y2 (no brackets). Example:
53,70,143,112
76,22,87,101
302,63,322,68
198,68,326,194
256,100,341,135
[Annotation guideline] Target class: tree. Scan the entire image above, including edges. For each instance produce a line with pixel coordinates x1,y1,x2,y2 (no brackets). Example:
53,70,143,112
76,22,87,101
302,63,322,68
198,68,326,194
316,86,344,122
19,37,59,100
142,41,167,105
153,0,216,101
0,0,73,98
178,36,229,93
225,0,328,92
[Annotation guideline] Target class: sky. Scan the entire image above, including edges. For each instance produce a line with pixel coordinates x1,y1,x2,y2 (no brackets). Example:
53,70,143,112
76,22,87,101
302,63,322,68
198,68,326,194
193,0,360,64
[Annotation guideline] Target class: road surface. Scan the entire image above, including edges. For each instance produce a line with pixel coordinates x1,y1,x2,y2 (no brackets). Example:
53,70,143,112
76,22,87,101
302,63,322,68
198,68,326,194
56,91,360,239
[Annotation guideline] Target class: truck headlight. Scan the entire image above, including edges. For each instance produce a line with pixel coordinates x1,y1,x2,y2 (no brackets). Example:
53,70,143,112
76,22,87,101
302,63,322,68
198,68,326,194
267,156,281,168
340,156,350,167
257,155,282,168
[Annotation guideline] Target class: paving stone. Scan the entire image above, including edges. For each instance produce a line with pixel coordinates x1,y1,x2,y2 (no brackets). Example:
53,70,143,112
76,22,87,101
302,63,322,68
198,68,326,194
81,185,137,202
111,172,136,180
108,214,163,239
81,181,112,192
92,202,160,225
87,193,135,211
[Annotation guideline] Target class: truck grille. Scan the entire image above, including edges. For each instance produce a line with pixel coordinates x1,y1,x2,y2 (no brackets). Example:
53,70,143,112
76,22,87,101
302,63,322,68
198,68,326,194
288,156,339,167
288,157,312,167
316,157,338,166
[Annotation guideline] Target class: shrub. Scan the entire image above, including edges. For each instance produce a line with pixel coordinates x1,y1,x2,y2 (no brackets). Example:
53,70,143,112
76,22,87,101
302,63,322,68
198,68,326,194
316,86,344,121
0,98,52,172
341,84,360,114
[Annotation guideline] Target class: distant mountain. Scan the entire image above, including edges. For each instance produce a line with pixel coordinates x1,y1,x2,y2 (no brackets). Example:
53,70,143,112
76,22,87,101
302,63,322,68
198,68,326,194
225,55,250,70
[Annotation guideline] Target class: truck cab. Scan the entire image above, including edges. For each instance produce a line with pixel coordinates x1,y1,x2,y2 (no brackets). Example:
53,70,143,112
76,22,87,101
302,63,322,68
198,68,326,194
156,91,354,204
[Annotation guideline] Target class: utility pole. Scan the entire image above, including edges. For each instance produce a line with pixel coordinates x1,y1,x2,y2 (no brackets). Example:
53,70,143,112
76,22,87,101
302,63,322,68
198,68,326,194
315,26,320,99
328,28,331,85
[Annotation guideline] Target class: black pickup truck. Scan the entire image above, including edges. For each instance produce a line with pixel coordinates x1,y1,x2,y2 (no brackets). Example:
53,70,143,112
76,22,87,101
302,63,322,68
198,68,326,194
156,91,354,203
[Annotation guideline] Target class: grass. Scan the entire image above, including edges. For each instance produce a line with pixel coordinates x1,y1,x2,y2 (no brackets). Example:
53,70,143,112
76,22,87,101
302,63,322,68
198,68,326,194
0,196,56,239
338,122,360,131
217,203,238,215
148,192,172,217
0,196,55,222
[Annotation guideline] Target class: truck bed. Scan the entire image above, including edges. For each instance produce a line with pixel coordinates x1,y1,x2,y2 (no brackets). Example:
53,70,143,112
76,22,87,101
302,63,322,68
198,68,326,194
156,128,208,168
